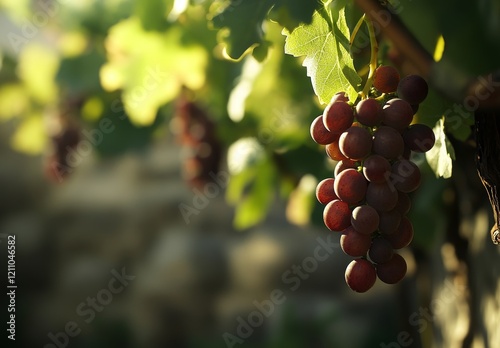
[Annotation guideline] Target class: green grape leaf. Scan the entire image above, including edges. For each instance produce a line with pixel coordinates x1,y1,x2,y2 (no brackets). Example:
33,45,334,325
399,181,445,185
426,118,455,178
269,0,318,32
211,0,274,60
211,0,318,60
284,8,361,104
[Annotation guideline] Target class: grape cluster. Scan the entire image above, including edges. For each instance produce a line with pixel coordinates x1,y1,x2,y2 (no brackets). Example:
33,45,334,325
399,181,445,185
44,124,81,182
173,93,222,188
311,66,435,293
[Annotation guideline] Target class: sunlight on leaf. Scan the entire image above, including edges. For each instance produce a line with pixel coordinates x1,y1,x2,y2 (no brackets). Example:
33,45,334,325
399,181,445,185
18,44,59,104
426,118,455,178
100,17,207,126
11,114,47,155
0,84,29,120
284,8,361,104
286,174,316,226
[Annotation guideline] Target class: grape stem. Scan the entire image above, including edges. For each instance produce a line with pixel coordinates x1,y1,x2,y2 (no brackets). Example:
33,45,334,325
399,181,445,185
361,16,378,99
350,14,365,46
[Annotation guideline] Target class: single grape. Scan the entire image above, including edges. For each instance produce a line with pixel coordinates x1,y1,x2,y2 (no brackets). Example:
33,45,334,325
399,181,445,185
372,126,404,159
365,182,398,212
390,160,421,193
323,199,351,231
345,259,377,293
341,226,372,257
382,98,414,132
330,91,349,103
376,253,407,284
323,101,354,134
385,216,414,249
355,98,382,126
316,178,338,204
403,124,435,152
397,75,428,105
395,191,411,215
369,237,394,264
334,168,368,204
310,115,340,145
362,154,391,183
334,159,358,177
373,65,400,93
325,140,347,161
351,205,380,235
339,126,373,160
378,209,402,234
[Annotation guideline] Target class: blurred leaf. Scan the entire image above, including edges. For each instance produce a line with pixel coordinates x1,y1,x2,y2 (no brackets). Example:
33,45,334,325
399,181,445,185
18,44,59,103
426,118,455,178
269,0,318,32
11,114,47,155
211,0,318,60
57,49,105,95
100,17,207,126
0,84,29,120
233,158,276,229
211,0,273,60
81,96,104,122
284,8,361,104
286,174,316,226
134,0,174,31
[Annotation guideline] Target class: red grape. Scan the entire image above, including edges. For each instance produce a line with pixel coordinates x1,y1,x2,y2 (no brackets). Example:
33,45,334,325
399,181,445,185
330,91,349,103
341,226,372,257
339,126,373,160
391,160,421,193
345,259,377,292
351,205,380,235
323,101,354,134
372,126,404,159
316,178,338,204
310,115,339,145
403,124,435,153
362,154,391,183
365,182,398,212
334,159,358,177
382,98,414,132
369,237,394,264
334,168,368,204
397,75,428,105
378,209,402,234
376,253,407,284
356,98,382,126
325,140,347,161
323,199,351,231
385,216,414,249
373,65,400,93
